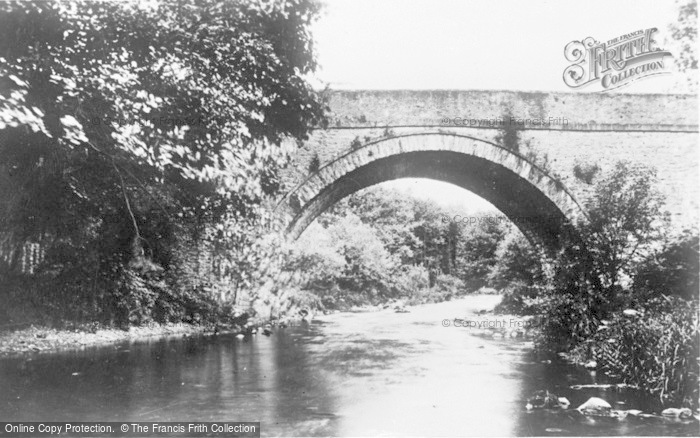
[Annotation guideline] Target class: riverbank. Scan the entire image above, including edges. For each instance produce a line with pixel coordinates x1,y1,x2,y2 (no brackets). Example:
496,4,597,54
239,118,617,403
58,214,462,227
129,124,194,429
0,323,220,357
0,289,487,358
0,293,454,357
0,307,324,357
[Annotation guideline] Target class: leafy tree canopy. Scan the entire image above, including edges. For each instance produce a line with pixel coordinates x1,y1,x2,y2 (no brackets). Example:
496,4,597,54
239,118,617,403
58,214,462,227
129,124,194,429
0,0,326,244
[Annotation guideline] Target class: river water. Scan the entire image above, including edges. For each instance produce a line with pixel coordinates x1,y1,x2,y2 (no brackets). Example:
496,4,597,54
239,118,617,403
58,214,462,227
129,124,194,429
0,295,697,436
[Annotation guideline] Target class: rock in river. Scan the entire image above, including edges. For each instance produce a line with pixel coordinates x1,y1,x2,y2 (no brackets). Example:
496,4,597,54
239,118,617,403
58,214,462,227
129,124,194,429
584,360,597,370
527,390,565,409
577,397,612,416
661,408,693,419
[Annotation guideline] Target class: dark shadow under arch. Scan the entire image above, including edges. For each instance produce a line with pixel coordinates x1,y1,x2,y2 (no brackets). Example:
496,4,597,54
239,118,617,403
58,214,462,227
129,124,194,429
276,133,587,253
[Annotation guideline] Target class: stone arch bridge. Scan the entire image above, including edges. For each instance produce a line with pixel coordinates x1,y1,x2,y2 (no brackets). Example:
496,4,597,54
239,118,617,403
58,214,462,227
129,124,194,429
274,90,698,252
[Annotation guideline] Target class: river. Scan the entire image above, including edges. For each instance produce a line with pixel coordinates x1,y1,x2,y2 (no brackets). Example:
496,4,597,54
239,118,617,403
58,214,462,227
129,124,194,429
0,295,697,436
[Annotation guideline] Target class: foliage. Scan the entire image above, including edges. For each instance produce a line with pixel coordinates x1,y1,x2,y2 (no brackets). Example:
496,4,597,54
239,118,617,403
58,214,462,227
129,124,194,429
633,229,699,302
350,136,363,150
574,296,699,407
276,187,486,312
309,153,321,173
506,159,699,407
494,110,519,153
453,214,507,290
572,161,600,184
281,222,346,294
535,284,603,352
531,161,669,351
493,284,547,316
329,214,399,296
276,215,400,311
0,0,326,326
394,265,431,299
582,161,668,293
404,274,466,306
487,228,544,290
381,127,396,138
669,0,698,93
493,109,557,176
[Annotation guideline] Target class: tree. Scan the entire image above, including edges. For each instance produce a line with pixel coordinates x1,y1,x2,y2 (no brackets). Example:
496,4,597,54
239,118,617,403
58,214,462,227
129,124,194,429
583,161,668,294
669,0,698,93
487,228,544,290
633,229,699,302
331,187,421,264
329,213,399,297
454,213,507,291
0,0,326,324
536,161,670,350
281,222,345,293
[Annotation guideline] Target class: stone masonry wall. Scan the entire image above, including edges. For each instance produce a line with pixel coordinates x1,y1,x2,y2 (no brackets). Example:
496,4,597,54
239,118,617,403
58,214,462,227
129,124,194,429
280,90,698,230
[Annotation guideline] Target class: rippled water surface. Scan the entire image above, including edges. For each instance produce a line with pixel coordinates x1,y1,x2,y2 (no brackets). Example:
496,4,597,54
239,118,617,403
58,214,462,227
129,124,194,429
1,295,697,436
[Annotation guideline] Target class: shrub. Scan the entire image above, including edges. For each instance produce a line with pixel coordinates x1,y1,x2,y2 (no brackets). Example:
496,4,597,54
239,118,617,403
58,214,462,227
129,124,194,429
350,136,363,150
535,286,603,352
394,265,430,296
278,287,323,315
403,274,464,305
434,273,466,299
456,215,507,291
494,110,519,153
494,283,543,315
573,162,601,184
534,161,667,351
308,154,320,173
487,229,544,290
576,296,699,407
382,127,396,138
634,230,699,302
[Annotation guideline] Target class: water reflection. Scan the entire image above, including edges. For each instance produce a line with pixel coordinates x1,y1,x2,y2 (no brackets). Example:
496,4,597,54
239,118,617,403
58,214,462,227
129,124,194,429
0,296,697,436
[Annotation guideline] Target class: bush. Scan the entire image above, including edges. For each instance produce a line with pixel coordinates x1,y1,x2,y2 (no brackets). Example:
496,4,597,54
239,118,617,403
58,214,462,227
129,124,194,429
534,161,667,351
403,274,464,305
308,154,321,173
574,296,699,407
494,283,543,315
534,287,603,352
487,229,545,290
394,265,430,297
278,287,323,315
634,230,699,302
573,162,600,184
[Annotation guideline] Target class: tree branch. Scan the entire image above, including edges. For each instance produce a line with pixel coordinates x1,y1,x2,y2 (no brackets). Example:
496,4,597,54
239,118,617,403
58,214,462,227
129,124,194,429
112,160,141,242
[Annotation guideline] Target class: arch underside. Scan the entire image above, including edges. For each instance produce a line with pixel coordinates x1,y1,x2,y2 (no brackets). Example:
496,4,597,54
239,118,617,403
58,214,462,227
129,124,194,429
285,150,579,252
276,133,586,254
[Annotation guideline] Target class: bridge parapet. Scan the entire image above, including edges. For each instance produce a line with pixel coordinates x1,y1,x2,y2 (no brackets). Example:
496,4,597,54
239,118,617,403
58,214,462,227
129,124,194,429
277,90,698,234
325,90,697,131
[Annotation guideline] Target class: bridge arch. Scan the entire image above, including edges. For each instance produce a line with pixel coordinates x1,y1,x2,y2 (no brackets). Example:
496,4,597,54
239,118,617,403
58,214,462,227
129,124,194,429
275,133,587,252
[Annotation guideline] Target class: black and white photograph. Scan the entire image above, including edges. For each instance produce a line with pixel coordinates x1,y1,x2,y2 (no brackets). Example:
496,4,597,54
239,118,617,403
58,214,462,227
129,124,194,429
0,0,698,436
